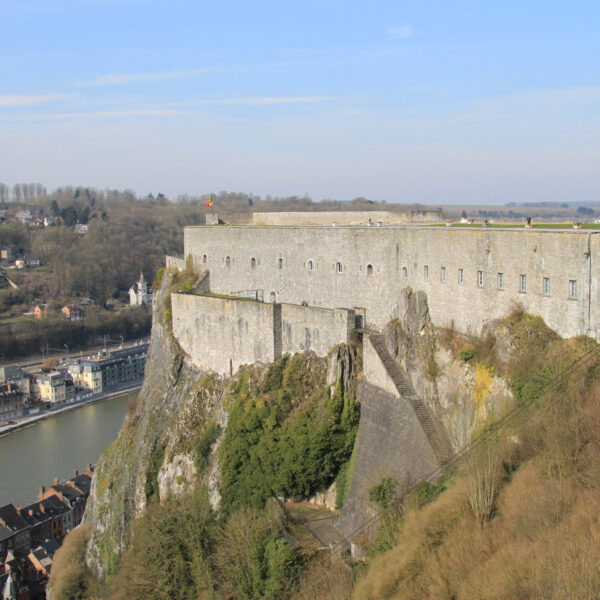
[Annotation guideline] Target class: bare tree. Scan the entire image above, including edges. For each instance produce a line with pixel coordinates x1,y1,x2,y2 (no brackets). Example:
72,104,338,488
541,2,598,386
11,184,21,202
466,444,500,525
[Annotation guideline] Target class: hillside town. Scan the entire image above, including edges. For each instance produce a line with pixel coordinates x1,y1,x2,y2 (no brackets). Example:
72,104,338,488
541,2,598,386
0,466,95,599
0,341,148,426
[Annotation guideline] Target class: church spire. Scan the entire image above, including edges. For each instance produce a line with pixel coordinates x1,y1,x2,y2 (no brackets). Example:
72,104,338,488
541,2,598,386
2,564,17,600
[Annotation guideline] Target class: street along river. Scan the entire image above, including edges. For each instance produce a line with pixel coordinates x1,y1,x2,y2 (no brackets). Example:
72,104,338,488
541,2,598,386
0,391,133,506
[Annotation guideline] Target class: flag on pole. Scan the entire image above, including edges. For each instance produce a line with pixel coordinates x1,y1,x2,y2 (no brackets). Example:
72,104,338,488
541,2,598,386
205,195,213,207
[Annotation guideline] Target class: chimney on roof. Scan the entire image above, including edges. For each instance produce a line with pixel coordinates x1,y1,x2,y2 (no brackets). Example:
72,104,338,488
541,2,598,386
28,509,34,517
73,469,78,478
53,478,58,485
39,486,45,500
16,505,22,512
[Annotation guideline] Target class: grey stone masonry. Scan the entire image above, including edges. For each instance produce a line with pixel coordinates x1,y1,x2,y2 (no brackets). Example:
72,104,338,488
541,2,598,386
171,293,355,375
180,224,600,340
336,381,440,538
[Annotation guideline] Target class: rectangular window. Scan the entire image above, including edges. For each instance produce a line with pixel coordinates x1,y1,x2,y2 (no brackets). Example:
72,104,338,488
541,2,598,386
477,270,483,287
498,272,504,290
520,274,527,293
441,267,446,282
543,277,551,295
458,268,464,284
569,279,577,299
424,265,429,280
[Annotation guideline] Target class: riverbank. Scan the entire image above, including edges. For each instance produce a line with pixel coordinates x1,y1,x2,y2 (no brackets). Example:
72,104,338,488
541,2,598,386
0,382,142,438
0,391,133,507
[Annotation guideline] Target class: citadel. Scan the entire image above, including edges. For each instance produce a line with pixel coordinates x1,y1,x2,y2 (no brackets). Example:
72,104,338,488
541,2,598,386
167,210,600,377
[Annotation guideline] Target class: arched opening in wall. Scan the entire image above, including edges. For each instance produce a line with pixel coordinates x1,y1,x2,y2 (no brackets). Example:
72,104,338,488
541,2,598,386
269,291,276,303
278,258,283,269
307,260,314,272
402,266,408,279
251,257,256,269
366,264,374,277
202,255,207,264
225,256,231,267
336,262,343,273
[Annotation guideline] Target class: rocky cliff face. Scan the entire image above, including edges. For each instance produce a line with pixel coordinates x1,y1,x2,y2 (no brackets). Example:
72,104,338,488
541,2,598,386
84,270,225,577
84,269,359,578
388,288,513,451
84,275,514,578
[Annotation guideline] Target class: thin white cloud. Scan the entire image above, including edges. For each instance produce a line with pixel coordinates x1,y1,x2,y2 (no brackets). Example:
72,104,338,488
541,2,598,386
74,69,208,87
162,96,335,107
0,93,72,107
17,108,191,121
386,25,414,39
4,96,335,122
452,86,600,124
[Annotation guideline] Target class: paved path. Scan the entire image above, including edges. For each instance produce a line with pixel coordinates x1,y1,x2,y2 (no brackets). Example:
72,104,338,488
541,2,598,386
286,502,343,548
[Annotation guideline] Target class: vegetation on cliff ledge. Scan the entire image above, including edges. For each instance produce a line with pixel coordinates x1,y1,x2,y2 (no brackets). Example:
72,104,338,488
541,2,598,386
220,354,360,512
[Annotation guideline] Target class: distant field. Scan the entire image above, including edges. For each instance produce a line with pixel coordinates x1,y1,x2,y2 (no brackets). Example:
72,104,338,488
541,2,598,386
445,222,600,230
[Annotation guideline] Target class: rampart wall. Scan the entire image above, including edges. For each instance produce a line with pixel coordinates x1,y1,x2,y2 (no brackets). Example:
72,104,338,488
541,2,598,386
171,294,277,375
171,293,354,375
205,210,442,227
182,225,600,340
166,256,186,270
280,304,355,356
251,211,427,225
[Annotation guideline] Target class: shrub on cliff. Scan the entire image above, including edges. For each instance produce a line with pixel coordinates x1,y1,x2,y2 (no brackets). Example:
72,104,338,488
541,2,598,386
105,486,215,600
219,355,360,512
48,523,98,600
214,504,306,600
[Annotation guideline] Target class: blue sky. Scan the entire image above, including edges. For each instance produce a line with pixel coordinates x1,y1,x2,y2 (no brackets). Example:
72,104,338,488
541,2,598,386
1,0,599,204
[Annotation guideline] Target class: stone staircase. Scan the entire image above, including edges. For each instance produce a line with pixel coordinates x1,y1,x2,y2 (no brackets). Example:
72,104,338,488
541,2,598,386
368,332,452,468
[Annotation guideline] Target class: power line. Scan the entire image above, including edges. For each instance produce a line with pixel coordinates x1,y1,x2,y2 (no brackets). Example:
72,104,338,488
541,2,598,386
330,342,600,556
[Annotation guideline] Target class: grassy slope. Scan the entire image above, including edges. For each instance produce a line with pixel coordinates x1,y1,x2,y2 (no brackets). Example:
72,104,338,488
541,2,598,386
351,314,600,600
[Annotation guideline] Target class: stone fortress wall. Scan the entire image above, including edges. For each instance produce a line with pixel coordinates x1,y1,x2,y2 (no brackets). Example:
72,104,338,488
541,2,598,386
182,223,600,342
171,293,355,375
205,209,442,226
166,213,600,528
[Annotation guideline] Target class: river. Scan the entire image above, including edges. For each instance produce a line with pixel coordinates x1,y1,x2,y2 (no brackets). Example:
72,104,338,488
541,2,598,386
0,392,133,507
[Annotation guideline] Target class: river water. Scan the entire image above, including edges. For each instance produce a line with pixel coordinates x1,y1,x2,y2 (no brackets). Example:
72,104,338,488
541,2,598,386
0,392,133,507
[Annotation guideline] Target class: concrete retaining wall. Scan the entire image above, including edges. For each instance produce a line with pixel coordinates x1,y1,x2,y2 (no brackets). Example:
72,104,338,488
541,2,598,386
336,381,440,538
362,336,397,397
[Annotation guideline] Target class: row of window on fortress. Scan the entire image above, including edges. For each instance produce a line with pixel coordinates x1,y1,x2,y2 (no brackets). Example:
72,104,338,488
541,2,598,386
419,266,578,299
206,254,579,299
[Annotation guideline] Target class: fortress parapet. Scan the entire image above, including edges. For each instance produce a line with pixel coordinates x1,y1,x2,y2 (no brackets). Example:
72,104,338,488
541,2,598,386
205,209,442,226
171,292,356,375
